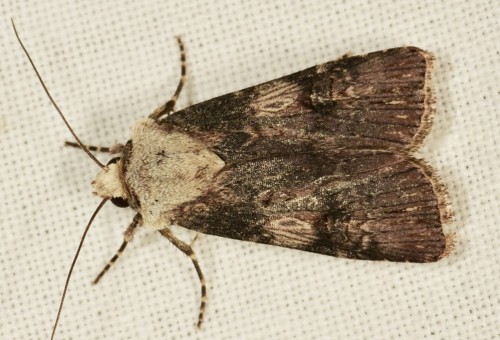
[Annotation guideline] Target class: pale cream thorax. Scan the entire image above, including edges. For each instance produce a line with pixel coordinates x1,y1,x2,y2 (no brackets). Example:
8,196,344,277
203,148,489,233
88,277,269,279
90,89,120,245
92,117,225,229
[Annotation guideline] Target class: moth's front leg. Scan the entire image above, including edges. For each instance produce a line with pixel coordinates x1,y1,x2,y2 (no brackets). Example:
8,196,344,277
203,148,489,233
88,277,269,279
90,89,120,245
159,228,206,328
149,36,187,120
92,213,142,284
64,141,124,154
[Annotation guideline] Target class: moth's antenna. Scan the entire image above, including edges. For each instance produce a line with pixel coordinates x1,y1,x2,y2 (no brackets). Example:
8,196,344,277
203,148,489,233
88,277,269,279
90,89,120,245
11,18,105,169
50,197,109,340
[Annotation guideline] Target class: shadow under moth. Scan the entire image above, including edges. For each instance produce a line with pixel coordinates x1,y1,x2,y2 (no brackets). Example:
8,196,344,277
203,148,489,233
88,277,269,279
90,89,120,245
12,20,452,339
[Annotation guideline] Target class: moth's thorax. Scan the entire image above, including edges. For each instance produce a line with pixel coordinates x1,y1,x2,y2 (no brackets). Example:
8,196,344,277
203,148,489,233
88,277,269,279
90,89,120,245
125,118,225,229
92,163,127,199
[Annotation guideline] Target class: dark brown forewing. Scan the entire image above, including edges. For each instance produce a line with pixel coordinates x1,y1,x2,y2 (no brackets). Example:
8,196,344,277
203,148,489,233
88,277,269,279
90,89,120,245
172,150,446,263
162,46,433,162
163,47,447,262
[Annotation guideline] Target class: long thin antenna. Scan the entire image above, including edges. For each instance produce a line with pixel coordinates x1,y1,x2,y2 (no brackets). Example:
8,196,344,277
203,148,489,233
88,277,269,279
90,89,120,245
11,18,105,168
50,197,109,340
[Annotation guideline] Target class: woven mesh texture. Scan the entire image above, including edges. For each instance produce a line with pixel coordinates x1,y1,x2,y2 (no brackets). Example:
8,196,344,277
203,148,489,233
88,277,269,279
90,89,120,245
1,1,498,339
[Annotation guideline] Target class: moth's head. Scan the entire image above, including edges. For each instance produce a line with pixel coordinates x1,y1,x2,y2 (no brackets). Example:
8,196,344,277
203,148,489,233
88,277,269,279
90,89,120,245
92,157,129,208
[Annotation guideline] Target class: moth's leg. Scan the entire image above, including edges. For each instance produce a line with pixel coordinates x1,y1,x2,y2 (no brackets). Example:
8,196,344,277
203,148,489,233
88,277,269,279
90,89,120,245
92,214,142,285
166,36,187,111
190,233,199,247
149,36,187,120
159,228,206,328
64,141,124,154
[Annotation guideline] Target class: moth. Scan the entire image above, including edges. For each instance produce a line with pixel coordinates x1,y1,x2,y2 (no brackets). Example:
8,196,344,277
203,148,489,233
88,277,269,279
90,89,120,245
13,20,452,339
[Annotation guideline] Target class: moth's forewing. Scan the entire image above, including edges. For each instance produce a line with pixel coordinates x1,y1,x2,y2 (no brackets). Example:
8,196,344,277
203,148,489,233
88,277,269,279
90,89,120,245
147,47,449,262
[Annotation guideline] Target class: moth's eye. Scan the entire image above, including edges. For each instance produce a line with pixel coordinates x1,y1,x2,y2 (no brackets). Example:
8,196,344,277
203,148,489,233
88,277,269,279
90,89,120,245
107,157,121,166
111,196,129,208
